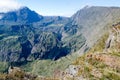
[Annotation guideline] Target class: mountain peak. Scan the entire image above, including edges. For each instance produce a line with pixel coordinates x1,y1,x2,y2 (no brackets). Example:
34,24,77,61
0,6,43,23
82,5,92,9
18,6,31,12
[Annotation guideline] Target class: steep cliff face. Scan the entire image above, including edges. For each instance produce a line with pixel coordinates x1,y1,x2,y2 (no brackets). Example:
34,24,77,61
71,6,120,47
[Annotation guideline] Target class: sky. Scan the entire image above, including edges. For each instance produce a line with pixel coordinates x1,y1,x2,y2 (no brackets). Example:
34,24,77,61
0,0,120,17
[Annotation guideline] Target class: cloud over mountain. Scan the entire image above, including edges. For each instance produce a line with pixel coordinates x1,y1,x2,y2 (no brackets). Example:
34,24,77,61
0,0,21,12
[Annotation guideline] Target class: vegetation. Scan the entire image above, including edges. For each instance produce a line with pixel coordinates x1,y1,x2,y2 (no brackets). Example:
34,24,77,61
88,33,109,53
0,62,9,72
71,24,120,80
1,6,120,79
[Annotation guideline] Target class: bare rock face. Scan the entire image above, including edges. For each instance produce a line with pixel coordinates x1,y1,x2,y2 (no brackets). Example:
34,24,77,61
105,33,115,49
105,23,120,51
62,65,81,80
8,66,22,74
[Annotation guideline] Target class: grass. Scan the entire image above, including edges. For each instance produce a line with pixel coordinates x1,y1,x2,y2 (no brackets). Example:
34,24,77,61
71,30,120,80
88,33,109,53
100,68,120,80
19,52,79,77
0,62,9,72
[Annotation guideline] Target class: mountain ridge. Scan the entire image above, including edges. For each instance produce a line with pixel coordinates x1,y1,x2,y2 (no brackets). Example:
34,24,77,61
0,6,120,60
0,7,43,24
0,6,120,79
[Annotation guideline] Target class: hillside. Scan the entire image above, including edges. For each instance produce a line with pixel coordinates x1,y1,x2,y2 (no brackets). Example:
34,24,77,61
72,6,120,47
0,23,119,79
63,23,120,80
0,6,120,79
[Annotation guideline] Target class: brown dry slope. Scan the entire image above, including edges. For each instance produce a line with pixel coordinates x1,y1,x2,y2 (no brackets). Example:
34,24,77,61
63,23,120,80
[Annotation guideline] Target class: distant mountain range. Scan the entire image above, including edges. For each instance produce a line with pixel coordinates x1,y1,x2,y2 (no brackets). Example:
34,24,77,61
1,6,120,61
0,6,120,78
0,7,69,61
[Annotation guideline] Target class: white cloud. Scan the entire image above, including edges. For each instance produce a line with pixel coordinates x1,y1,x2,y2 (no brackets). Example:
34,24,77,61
0,15,3,19
0,0,22,13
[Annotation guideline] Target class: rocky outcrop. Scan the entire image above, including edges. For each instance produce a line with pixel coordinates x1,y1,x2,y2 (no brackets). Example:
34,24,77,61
64,23,120,80
0,66,38,80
